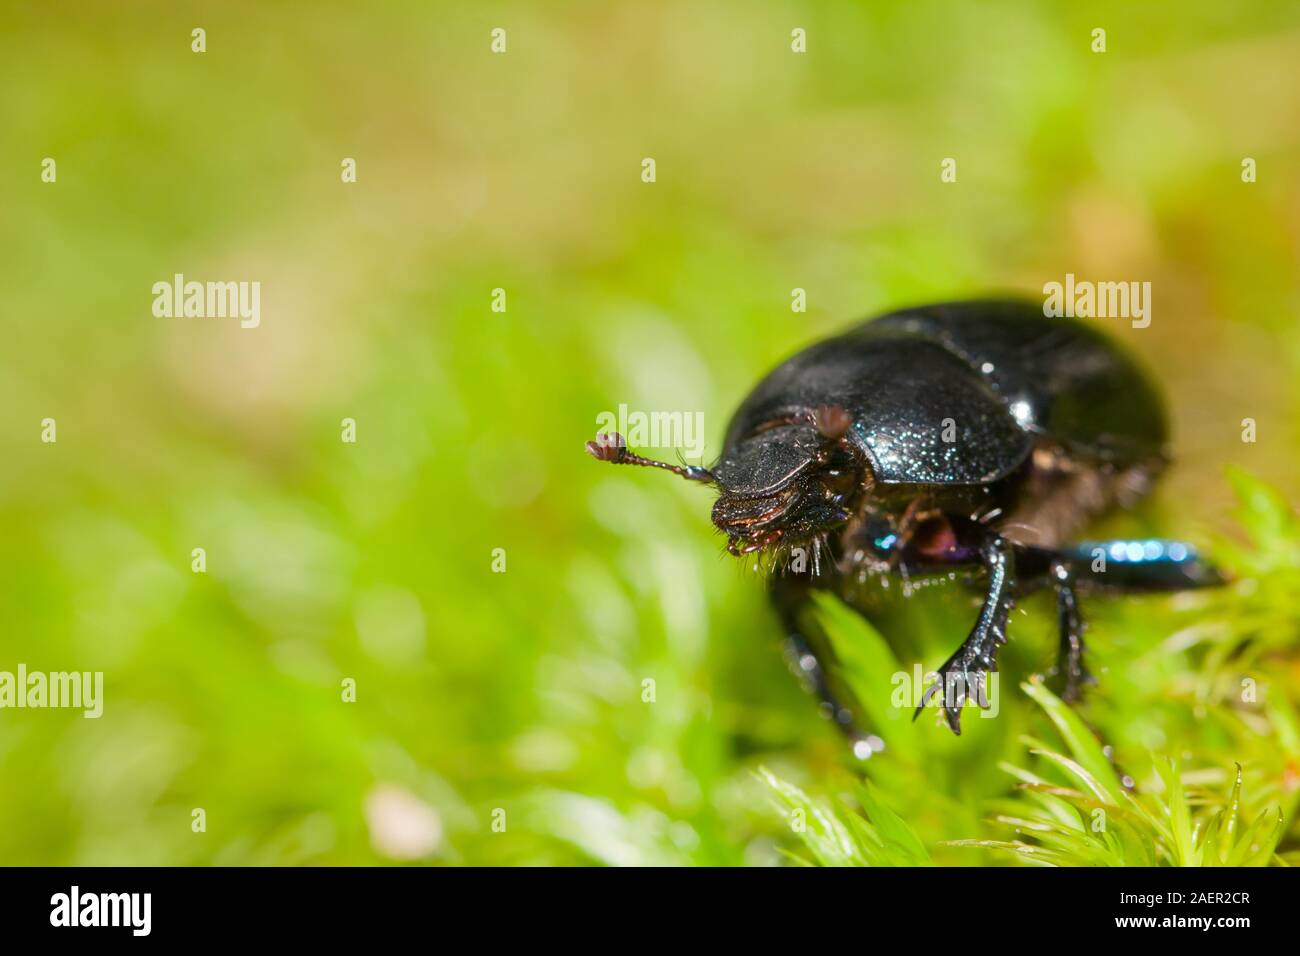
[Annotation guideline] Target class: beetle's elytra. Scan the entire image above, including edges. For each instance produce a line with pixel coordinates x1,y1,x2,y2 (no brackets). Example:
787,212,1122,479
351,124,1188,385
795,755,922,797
586,300,1221,748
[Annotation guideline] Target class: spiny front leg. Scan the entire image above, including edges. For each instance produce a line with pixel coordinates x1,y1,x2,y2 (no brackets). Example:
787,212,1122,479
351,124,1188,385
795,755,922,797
914,533,1015,734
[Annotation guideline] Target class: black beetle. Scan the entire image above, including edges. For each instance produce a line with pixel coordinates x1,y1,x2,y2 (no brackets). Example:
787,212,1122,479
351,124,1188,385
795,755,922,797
587,300,1221,748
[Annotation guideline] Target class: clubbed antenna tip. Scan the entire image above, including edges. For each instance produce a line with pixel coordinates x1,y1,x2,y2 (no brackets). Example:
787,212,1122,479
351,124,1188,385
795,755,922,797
585,432,627,463
584,432,714,483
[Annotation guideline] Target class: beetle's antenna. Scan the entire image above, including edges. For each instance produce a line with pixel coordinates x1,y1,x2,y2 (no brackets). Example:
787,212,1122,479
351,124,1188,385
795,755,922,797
585,432,715,483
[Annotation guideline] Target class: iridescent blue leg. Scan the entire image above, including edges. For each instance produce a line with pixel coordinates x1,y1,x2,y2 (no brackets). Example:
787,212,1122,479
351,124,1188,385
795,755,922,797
1064,539,1223,592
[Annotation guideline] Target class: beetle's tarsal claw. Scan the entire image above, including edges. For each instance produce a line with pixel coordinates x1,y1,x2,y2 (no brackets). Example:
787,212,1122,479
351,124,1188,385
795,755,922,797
1062,669,1097,705
1049,660,1097,704
914,654,988,735
915,620,1007,734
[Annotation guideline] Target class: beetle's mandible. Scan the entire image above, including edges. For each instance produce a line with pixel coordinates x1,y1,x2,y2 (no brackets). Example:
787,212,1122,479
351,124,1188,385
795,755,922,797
586,300,1221,749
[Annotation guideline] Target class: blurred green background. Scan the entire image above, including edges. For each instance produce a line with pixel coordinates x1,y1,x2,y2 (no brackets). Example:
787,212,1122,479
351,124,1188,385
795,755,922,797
1,1,1298,865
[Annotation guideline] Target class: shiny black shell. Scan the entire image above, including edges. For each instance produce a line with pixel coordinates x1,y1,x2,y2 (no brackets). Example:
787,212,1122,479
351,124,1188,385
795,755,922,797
714,300,1167,492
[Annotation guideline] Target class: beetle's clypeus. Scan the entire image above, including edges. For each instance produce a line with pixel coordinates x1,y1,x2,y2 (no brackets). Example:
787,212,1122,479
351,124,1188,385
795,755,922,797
586,300,1221,750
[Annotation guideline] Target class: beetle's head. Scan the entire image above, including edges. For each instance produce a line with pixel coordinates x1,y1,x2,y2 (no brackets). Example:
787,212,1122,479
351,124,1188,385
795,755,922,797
710,406,869,555
585,405,871,558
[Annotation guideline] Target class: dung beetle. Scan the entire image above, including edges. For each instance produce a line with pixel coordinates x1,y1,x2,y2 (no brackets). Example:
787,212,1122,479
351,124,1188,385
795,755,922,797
586,300,1221,748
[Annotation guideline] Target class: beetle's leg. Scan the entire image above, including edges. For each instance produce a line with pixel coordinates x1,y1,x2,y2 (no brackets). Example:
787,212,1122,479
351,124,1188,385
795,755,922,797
1047,560,1094,703
770,574,881,759
1020,538,1221,702
914,533,1015,734
1063,539,1224,592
